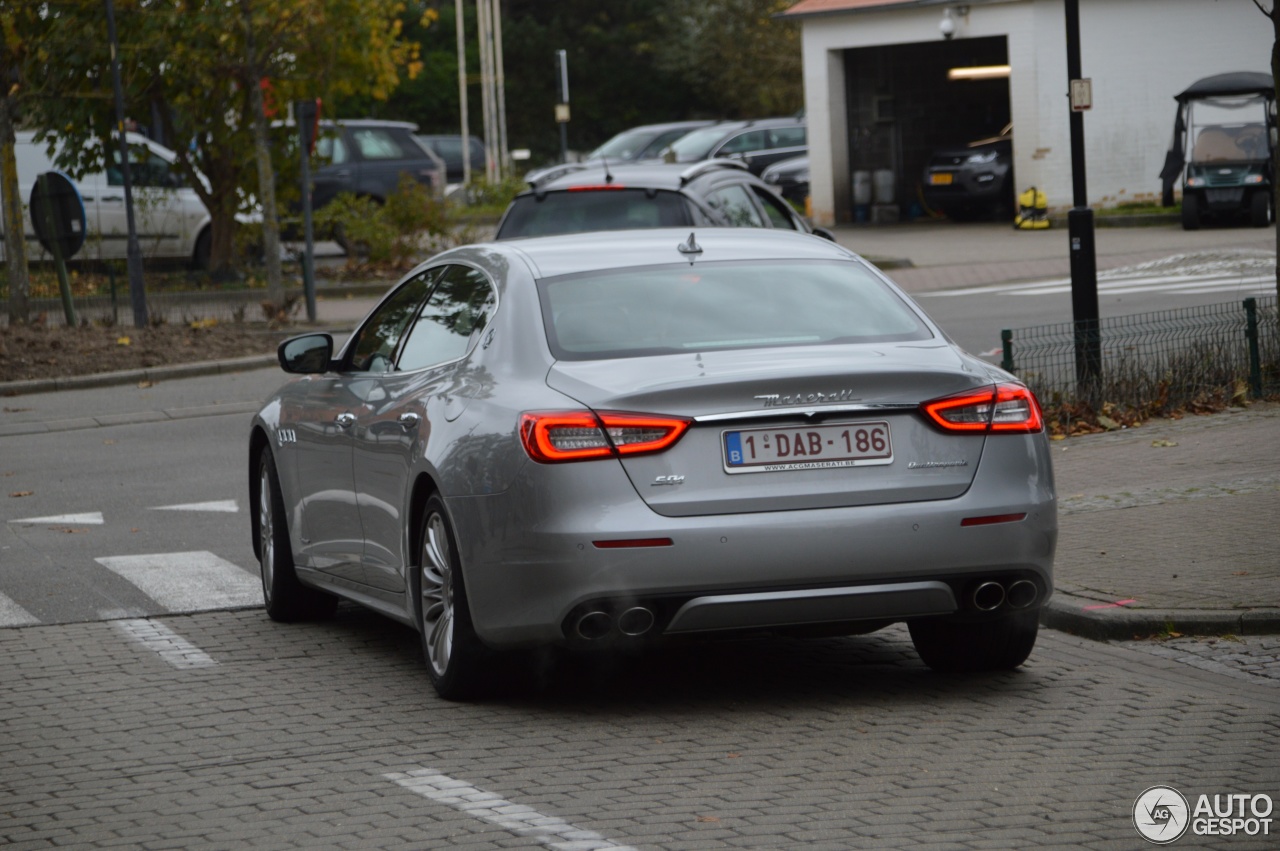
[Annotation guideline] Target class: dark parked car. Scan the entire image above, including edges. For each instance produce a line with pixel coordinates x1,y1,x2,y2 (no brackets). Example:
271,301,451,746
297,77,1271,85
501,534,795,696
415,135,491,187
496,160,830,240
251,227,1056,700
311,119,443,210
921,124,1014,221
584,120,715,163
660,117,807,175
761,155,810,206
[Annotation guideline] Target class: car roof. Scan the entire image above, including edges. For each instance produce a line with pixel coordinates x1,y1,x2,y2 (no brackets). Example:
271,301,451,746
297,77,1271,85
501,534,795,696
320,118,419,131
473,227,854,280
525,160,751,192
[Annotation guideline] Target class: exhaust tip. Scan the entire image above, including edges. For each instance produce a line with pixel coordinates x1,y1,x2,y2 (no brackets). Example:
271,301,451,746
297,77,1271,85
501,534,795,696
617,607,655,636
1006,579,1038,609
575,610,612,640
972,581,1006,612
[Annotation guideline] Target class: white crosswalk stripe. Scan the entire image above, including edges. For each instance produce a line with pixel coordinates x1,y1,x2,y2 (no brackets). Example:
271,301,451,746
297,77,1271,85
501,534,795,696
921,272,1274,298
0,591,40,627
94,551,262,614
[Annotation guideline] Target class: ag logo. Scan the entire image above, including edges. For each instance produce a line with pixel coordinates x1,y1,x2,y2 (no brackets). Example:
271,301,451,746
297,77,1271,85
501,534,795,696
1134,785,1190,844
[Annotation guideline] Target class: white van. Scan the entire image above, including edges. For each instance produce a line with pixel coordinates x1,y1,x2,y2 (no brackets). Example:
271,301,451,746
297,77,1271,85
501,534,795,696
4,130,214,267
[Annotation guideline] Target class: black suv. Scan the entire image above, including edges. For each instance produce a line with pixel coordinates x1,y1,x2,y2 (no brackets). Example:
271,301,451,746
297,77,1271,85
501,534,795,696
495,160,832,240
659,117,807,175
311,119,443,209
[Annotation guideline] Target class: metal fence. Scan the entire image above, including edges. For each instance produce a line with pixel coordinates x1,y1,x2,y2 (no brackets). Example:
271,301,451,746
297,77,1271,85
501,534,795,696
9,287,309,327
1001,296,1279,408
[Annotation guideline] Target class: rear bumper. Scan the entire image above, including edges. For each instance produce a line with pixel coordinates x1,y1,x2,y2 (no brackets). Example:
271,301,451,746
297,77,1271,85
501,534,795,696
448,437,1056,648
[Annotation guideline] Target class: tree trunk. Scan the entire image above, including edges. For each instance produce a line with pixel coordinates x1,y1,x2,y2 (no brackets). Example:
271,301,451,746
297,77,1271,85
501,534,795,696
0,95,30,324
242,4,284,304
1272,15,1280,302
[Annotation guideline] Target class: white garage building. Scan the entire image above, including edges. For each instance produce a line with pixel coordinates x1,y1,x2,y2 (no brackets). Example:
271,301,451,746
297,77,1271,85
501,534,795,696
782,0,1274,225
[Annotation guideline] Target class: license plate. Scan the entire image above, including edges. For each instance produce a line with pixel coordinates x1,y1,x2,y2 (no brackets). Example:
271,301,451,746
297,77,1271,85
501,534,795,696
722,421,893,473
929,172,953,185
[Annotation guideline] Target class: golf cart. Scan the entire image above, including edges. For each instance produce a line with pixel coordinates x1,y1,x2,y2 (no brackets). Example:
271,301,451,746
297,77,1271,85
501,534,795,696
1160,71,1275,230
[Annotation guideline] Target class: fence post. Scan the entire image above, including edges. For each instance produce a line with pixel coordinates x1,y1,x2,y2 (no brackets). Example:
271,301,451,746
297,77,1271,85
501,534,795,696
1243,297,1261,398
1001,329,1014,373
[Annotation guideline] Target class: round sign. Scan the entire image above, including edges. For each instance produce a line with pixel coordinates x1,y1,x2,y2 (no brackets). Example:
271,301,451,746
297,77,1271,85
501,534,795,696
29,170,87,259
1133,785,1190,844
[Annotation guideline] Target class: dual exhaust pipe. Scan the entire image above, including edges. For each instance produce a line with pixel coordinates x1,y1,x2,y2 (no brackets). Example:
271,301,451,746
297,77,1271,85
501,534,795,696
574,606,656,640
970,579,1038,612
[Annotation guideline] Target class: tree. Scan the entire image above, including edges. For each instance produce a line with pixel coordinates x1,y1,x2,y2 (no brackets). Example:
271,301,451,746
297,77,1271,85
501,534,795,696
22,0,423,282
1251,0,1280,300
0,4,49,324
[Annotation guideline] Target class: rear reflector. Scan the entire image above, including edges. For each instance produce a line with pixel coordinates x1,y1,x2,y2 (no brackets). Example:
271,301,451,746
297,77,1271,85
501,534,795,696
520,411,691,463
960,513,1028,527
592,538,673,549
920,383,1044,433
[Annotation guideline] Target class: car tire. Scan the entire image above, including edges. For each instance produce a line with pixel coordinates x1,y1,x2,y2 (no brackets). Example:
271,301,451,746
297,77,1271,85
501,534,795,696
416,495,487,700
1181,194,1201,230
1250,191,1270,228
257,449,339,622
192,227,212,271
908,608,1039,673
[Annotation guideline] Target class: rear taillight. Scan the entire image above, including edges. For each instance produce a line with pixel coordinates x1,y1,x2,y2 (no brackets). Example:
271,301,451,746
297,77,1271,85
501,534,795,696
920,383,1044,433
520,411,691,463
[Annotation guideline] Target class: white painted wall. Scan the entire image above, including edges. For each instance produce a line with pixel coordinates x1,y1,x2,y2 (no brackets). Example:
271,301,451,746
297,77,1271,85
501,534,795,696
797,0,1274,225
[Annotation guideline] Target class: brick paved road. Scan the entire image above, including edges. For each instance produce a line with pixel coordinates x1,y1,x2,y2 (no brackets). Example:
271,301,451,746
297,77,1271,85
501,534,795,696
3,609,1277,849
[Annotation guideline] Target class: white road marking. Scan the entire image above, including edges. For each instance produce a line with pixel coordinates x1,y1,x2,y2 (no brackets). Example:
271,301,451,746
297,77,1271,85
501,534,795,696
112,618,217,669
385,768,639,851
921,272,1274,298
150,500,239,513
0,591,39,627
8,512,105,526
94,551,261,613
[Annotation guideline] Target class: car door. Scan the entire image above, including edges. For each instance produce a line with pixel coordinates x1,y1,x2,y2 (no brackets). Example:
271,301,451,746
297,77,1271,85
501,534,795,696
348,126,437,200
99,140,188,260
291,272,438,582
352,264,499,592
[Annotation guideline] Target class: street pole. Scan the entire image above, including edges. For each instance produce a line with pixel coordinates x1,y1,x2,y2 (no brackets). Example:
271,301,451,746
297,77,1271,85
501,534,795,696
556,49,569,164
104,0,148,328
456,0,471,186
1065,0,1099,387
295,99,319,323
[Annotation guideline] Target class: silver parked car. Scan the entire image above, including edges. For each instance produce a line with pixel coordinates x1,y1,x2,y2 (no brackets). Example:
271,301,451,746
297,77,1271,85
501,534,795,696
249,228,1056,699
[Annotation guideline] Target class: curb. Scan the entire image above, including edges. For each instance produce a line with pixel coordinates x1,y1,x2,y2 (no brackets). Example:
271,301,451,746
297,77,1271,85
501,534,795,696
0,354,277,397
1042,590,1280,641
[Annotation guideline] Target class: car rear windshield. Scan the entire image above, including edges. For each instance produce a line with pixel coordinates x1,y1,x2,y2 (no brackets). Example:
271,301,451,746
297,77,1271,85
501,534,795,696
496,189,691,238
538,260,933,360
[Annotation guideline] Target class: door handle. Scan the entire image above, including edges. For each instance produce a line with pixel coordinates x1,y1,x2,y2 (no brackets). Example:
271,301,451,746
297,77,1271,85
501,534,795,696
398,412,421,429
102,195,123,202
335,412,356,428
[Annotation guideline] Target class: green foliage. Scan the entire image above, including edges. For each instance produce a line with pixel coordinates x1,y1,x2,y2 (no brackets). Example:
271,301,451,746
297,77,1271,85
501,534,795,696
315,175,447,266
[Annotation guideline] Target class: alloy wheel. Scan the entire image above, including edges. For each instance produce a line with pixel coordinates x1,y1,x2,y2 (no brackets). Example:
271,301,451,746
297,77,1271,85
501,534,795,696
420,512,455,677
258,468,275,603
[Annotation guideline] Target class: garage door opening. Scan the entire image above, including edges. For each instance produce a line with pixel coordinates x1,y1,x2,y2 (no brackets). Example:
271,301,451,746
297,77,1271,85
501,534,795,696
842,35,1010,223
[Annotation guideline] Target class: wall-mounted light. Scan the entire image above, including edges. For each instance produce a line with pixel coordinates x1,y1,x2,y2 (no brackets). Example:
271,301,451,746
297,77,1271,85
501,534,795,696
940,5,970,40
948,64,1011,81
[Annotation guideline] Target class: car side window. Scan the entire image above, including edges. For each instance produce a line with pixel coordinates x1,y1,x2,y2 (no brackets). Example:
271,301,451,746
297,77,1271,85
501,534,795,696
396,265,498,371
718,130,766,155
706,184,765,227
753,187,801,230
769,127,806,149
351,128,414,161
347,270,439,373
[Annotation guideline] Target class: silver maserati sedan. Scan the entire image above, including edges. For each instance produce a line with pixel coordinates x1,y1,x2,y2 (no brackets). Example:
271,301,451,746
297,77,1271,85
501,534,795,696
249,228,1056,699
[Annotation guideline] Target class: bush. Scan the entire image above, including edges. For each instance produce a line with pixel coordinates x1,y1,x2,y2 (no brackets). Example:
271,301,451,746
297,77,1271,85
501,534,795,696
315,175,450,267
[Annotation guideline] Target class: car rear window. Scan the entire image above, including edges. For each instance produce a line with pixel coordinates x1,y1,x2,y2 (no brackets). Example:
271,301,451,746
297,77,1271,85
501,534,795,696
496,189,691,238
538,260,933,360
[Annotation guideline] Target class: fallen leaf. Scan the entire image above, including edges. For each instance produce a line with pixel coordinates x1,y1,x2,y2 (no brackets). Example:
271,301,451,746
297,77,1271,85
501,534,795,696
1050,434,1066,441
130,528,141,533
137,380,154,389
1233,571,1249,576
116,336,131,346
726,753,740,759
103,439,116,445
1150,439,1178,448
696,816,720,823
9,491,33,497
1096,414,1120,431
3,407,32,413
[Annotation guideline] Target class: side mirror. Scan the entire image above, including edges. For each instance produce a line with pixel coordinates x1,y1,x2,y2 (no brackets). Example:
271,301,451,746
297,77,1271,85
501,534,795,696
812,226,837,242
278,333,334,374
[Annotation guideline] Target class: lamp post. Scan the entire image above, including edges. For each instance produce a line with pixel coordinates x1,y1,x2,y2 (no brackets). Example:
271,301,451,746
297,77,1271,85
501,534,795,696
1065,0,1099,387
